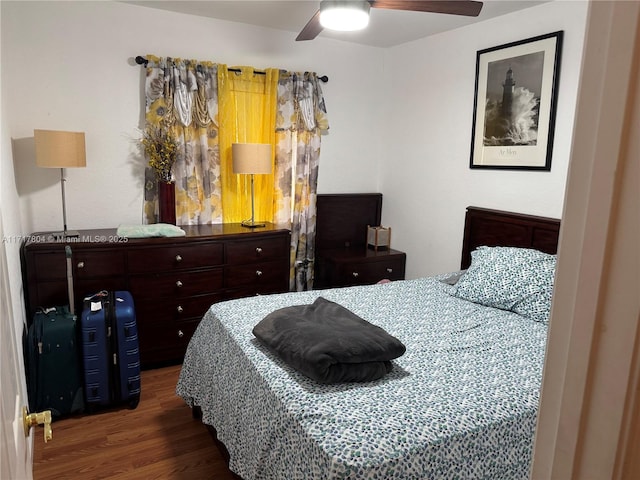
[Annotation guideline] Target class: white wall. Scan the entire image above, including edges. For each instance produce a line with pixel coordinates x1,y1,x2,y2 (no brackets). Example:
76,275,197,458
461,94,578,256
2,0,385,233
0,4,29,372
2,1,588,283
381,1,589,278
1,2,34,472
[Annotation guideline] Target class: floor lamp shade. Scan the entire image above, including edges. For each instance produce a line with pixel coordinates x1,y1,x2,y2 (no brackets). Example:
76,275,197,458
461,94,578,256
34,130,86,168
232,143,272,228
34,129,86,239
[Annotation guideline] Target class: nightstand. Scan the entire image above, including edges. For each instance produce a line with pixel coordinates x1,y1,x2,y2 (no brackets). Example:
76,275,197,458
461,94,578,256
315,247,406,288
313,193,407,289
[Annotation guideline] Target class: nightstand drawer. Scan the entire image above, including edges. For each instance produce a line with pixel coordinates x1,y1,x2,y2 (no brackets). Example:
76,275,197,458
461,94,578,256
315,248,406,288
129,268,223,298
127,243,224,273
342,257,406,285
226,236,289,264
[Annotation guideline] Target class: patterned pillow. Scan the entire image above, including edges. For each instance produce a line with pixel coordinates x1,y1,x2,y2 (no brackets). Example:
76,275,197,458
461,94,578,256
450,246,556,323
438,270,467,286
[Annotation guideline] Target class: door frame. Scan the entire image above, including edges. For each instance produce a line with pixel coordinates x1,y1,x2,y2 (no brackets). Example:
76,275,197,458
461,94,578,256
0,217,33,480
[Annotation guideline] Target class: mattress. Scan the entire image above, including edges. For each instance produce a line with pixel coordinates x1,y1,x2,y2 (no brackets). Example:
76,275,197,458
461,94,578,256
176,276,548,479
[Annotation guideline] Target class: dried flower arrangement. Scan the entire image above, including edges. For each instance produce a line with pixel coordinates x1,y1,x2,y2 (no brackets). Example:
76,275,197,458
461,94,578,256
141,126,178,183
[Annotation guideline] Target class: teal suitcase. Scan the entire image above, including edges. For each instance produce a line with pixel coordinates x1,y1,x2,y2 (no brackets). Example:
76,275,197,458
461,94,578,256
26,305,84,418
25,245,84,418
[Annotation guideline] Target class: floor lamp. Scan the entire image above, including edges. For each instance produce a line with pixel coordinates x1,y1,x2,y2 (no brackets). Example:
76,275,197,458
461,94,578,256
232,143,272,228
34,129,86,239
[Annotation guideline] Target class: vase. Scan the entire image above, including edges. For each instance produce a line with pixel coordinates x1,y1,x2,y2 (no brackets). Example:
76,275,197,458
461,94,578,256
158,181,176,225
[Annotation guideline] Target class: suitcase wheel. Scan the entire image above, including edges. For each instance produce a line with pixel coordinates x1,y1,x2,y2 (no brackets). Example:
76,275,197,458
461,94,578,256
128,395,140,410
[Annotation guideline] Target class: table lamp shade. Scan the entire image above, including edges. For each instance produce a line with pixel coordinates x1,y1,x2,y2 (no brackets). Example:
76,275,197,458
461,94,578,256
34,130,86,168
232,143,272,174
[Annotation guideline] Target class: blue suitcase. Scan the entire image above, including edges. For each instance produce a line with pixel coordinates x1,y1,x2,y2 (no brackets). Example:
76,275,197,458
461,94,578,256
80,290,141,410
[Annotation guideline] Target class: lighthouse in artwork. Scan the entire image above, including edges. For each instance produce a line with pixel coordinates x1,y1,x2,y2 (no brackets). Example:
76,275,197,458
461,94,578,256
483,56,542,146
501,67,515,121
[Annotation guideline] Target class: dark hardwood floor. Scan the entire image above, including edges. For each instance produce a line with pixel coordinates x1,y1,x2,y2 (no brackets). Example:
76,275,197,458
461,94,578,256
33,365,237,480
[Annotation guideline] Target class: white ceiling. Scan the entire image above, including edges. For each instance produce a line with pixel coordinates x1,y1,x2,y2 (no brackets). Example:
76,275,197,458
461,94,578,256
123,0,548,48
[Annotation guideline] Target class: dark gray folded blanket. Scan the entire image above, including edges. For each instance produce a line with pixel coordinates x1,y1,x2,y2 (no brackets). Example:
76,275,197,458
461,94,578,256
252,297,406,384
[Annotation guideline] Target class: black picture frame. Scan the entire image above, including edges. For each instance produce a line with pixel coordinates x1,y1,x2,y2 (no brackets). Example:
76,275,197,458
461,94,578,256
469,31,563,170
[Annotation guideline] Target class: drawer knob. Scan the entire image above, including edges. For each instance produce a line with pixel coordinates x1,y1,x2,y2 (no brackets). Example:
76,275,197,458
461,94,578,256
77,262,85,269
352,272,359,278
176,280,183,288
386,268,393,273
255,247,263,254
256,270,263,277
177,330,184,338
175,254,182,262
177,305,184,313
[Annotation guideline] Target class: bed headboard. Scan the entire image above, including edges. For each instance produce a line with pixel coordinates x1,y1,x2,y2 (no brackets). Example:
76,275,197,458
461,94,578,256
461,206,561,269
316,193,383,251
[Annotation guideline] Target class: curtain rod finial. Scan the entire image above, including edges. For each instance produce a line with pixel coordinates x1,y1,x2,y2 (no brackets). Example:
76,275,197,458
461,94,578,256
135,56,148,67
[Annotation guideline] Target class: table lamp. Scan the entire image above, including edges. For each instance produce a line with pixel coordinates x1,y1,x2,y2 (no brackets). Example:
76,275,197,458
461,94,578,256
34,129,86,239
232,143,272,228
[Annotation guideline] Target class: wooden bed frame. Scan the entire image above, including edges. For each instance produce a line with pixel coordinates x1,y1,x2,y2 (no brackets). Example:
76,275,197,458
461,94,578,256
461,206,560,269
196,205,561,478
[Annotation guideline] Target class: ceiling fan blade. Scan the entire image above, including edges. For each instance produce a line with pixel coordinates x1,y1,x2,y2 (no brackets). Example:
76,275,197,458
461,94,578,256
296,10,324,41
371,0,483,17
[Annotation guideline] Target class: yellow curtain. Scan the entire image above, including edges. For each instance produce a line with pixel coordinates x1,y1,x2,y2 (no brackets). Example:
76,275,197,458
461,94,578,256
218,66,279,223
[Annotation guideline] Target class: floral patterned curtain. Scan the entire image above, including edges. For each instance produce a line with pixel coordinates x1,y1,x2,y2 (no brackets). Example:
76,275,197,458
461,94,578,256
143,55,222,224
141,56,329,290
274,72,329,291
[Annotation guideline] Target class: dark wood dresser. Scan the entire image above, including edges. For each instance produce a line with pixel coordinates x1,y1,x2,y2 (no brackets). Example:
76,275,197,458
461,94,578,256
21,224,290,368
314,193,406,288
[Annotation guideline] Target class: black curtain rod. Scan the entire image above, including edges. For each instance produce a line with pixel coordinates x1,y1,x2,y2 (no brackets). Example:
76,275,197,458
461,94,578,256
135,56,328,83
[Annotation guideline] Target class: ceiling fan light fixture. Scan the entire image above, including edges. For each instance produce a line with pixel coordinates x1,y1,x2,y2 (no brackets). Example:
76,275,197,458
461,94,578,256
319,0,370,32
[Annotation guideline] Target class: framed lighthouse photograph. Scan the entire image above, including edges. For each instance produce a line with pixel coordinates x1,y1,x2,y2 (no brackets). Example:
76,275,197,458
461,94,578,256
469,31,563,170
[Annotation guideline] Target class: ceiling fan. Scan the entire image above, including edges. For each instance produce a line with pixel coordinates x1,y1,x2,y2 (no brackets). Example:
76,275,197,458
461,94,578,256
296,0,484,41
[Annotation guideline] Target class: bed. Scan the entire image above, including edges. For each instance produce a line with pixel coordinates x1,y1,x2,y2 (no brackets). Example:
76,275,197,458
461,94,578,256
176,206,560,479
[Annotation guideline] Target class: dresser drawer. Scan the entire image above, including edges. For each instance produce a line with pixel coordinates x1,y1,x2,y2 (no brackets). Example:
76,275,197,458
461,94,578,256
225,236,289,264
129,268,223,298
127,243,224,273
74,250,125,278
134,293,221,323
225,260,288,289
135,294,218,367
137,318,200,367
32,281,68,309
225,283,289,300
28,251,66,281
76,278,128,305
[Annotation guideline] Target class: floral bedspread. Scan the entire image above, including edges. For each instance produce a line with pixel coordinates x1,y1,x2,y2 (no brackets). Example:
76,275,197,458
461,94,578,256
176,277,548,480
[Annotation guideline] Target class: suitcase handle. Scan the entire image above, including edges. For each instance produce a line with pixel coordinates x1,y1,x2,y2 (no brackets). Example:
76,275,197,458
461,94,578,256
65,246,75,315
